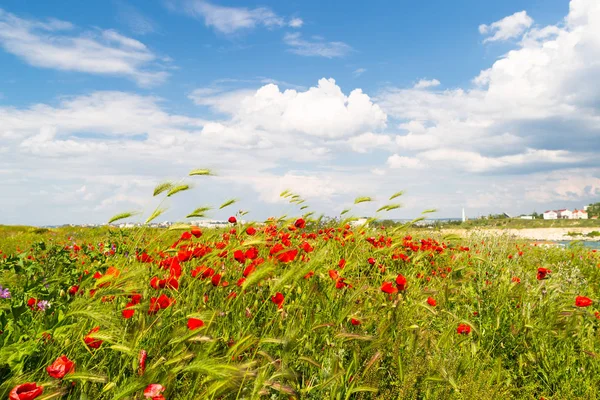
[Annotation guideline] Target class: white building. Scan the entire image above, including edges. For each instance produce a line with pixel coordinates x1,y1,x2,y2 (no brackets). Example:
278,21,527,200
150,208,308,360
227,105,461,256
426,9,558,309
349,217,369,227
520,215,534,220
543,210,558,220
572,209,588,219
556,209,573,219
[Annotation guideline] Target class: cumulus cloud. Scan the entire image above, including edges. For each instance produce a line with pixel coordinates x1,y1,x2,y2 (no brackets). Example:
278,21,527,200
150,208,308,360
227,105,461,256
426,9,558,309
414,78,440,89
347,132,393,153
284,33,353,58
387,154,424,169
193,78,387,139
0,8,169,86
479,11,533,43
0,79,390,224
377,0,600,176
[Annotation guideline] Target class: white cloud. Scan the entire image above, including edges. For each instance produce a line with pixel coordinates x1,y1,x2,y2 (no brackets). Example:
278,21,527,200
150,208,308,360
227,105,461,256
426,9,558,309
0,91,202,140
353,68,367,78
116,1,157,35
288,18,304,28
348,132,393,152
414,78,440,89
387,154,424,169
193,78,387,139
0,8,168,86
479,11,533,43
284,32,353,58
0,79,390,224
377,0,600,176
182,0,285,34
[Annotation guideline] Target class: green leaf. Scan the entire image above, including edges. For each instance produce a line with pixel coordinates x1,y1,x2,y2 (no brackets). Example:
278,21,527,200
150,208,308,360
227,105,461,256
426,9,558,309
153,182,173,196
219,198,237,209
389,191,405,200
189,168,213,176
354,196,373,204
376,203,402,212
65,372,108,383
167,184,191,197
108,211,140,224
145,207,167,224
186,206,212,219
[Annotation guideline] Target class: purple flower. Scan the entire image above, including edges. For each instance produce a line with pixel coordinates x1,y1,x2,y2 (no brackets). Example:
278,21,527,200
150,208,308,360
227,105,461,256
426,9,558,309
37,300,50,311
0,285,10,299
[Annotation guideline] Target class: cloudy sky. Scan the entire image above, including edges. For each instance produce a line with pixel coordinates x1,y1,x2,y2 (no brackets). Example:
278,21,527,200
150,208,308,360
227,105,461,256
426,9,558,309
1,0,599,225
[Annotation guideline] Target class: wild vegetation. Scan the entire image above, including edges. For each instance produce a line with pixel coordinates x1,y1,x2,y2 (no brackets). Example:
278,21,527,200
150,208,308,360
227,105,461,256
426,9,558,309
1,172,600,399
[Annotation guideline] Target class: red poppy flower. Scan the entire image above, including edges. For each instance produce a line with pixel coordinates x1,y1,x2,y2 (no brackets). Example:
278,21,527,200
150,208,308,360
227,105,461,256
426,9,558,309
328,270,340,280
395,274,407,291
243,264,256,278
575,296,593,307
233,250,246,264
457,324,471,335
294,218,306,229
143,384,165,399
537,267,551,280
228,216,237,224
303,271,314,279
381,282,398,294
276,249,298,263
350,318,361,326
245,247,259,260
138,350,147,376
68,285,79,296
271,292,284,309
187,318,205,330
122,305,136,319
211,274,222,287
338,259,346,269
180,231,192,241
367,257,375,265
246,226,257,235
190,227,202,238
202,267,215,279
511,276,521,283
46,355,75,379
150,276,161,290
84,326,103,349
300,241,314,253
149,294,174,314
427,297,436,307
27,298,37,310
9,383,43,400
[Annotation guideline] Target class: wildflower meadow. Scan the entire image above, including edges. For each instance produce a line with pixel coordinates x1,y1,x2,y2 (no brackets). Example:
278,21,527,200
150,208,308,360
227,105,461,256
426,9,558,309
1,171,600,399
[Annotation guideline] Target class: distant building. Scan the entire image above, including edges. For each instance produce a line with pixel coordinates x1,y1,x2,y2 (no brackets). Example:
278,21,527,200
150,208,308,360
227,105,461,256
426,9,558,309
543,210,558,220
556,209,573,219
350,217,368,227
572,209,588,219
520,215,534,220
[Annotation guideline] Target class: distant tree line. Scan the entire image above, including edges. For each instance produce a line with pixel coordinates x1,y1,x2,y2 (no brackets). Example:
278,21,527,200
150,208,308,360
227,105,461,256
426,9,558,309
587,202,600,218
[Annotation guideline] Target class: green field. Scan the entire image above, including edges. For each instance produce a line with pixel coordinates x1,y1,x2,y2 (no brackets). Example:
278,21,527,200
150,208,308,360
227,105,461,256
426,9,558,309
446,218,600,229
1,220,600,399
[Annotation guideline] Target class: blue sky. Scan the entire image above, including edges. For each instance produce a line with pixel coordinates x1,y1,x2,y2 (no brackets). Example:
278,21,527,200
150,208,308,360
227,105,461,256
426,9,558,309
1,0,599,225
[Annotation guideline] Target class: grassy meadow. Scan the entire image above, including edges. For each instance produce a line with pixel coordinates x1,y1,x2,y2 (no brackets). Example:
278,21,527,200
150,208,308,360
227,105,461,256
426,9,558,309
1,178,600,399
